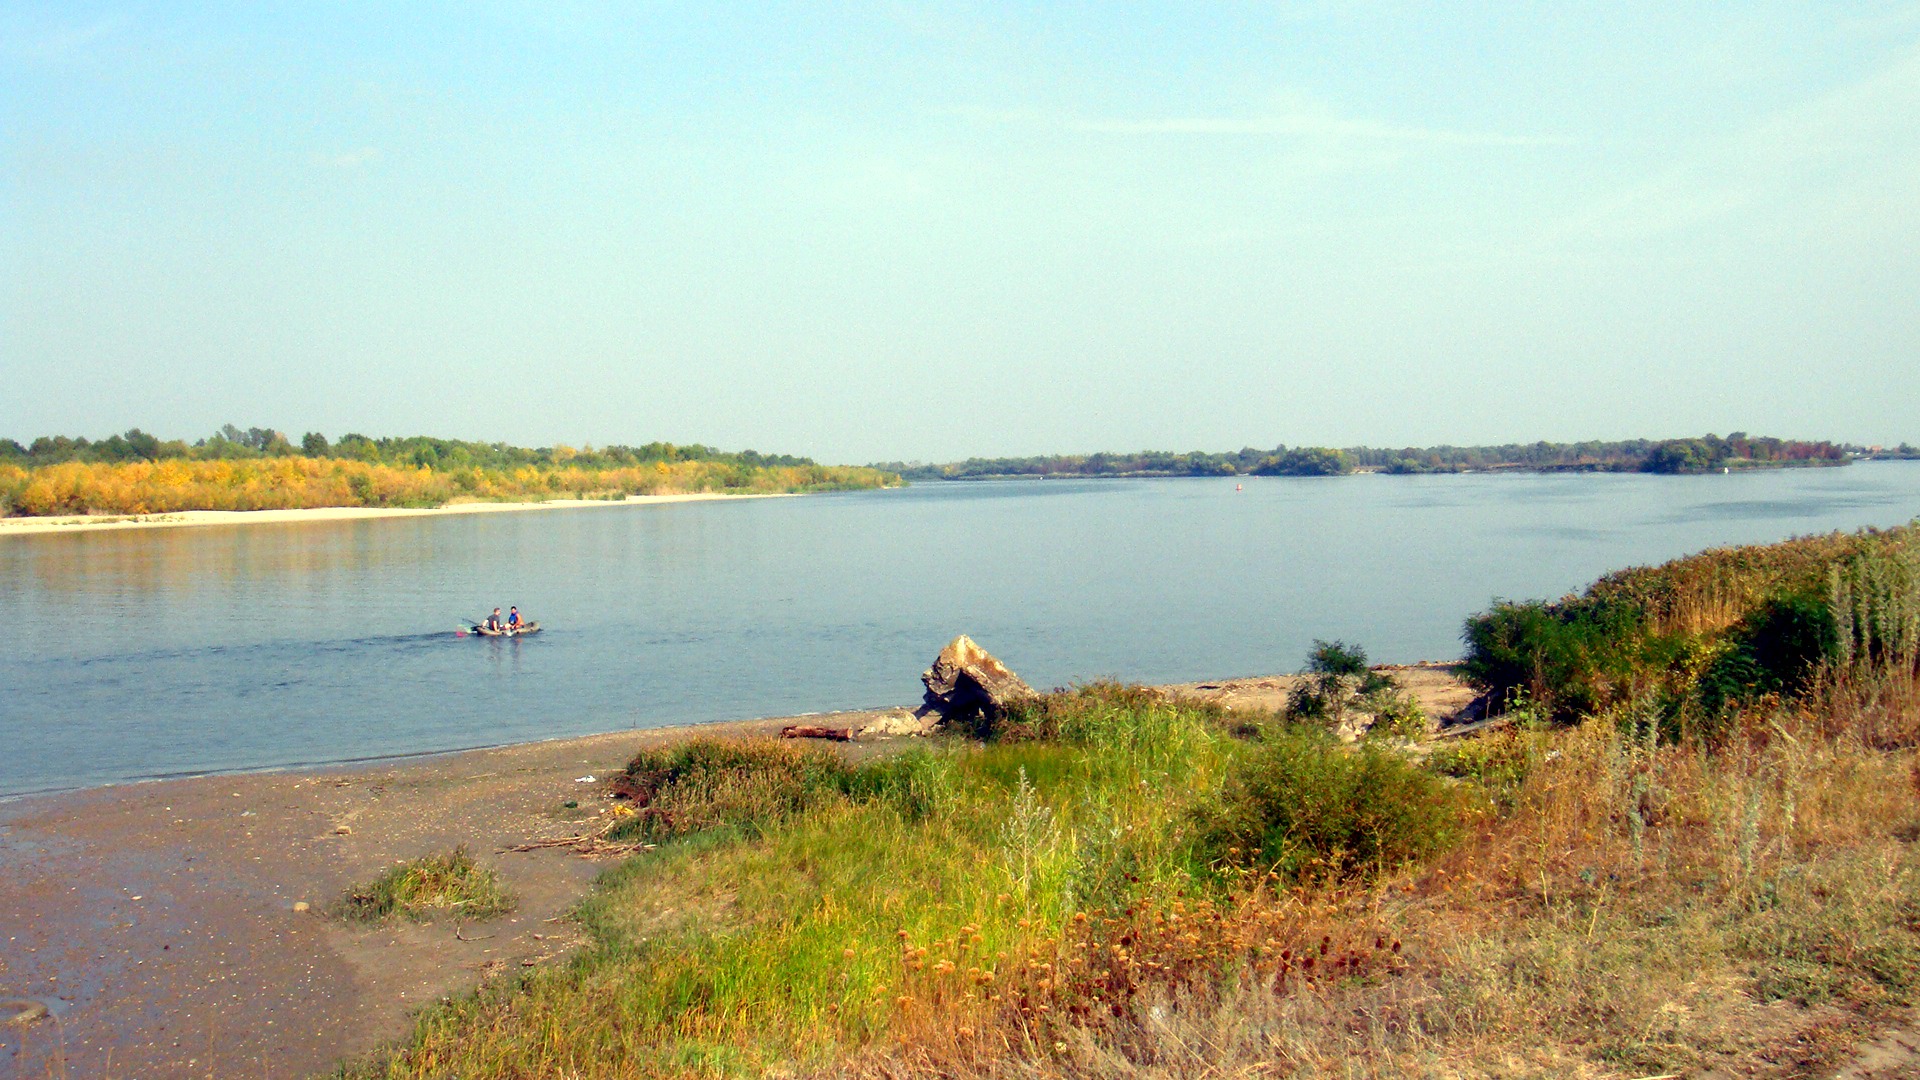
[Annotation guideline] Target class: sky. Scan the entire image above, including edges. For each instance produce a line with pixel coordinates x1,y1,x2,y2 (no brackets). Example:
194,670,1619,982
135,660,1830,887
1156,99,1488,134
3,3,1918,463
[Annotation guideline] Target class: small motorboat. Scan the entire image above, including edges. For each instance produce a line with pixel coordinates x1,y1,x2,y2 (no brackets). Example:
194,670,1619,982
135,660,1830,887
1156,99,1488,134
467,621,541,638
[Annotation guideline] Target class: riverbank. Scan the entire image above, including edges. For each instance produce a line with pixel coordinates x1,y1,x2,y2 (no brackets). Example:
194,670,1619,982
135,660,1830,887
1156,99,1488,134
6,658,1916,1079
0,668,1468,1078
0,491,795,538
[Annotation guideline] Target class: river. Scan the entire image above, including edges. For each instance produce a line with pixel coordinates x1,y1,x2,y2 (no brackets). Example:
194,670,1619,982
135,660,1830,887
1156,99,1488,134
3,464,1916,796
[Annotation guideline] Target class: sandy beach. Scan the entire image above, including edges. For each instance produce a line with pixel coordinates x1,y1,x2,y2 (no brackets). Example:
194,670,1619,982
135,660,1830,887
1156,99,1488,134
0,669,1473,1078
0,491,794,538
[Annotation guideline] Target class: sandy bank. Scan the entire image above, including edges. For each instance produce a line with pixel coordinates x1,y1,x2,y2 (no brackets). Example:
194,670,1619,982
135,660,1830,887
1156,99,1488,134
0,491,794,538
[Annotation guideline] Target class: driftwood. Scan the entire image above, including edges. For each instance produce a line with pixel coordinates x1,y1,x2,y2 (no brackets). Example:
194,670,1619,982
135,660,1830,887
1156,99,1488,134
503,835,594,851
502,834,655,859
781,725,852,741
921,635,1035,726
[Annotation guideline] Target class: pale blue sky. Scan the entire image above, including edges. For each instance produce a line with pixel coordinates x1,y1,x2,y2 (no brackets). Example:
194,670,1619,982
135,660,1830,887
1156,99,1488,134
3,3,1917,462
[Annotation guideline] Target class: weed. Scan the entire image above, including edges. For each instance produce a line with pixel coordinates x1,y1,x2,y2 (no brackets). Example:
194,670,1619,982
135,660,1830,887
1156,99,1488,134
337,847,514,922
1360,686,1428,741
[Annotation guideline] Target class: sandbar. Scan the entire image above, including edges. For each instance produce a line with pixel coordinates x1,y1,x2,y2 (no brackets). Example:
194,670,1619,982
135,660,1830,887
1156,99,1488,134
0,491,794,538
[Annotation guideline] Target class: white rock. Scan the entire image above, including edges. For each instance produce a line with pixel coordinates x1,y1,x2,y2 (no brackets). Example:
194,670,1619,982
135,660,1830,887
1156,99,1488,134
860,710,938,738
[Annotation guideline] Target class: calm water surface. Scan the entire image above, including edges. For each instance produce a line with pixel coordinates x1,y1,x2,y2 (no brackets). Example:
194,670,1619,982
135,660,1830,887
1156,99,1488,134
4,465,1917,796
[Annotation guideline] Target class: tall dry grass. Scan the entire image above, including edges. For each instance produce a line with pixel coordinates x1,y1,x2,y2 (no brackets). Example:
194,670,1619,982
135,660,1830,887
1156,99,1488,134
839,703,1920,1080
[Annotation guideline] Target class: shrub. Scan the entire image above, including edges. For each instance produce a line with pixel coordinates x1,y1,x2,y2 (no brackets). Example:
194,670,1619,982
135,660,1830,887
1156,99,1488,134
1251,447,1353,476
1426,726,1542,810
1460,597,1647,721
1362,687,1429,740
338,846,515,922
1197,728,1463,882
837,749,959,822
1698,591,1838,718
607,739,968,842
1286,640,1396,728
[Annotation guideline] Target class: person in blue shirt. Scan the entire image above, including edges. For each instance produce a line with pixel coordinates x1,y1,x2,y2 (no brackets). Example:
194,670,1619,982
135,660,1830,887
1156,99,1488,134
507,606,521,632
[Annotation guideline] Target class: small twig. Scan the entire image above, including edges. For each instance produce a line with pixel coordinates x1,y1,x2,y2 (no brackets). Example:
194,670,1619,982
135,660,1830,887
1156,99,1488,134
501,835,593,852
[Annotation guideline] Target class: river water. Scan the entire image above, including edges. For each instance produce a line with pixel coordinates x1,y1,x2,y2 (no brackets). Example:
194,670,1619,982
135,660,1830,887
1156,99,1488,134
3,465,1916,796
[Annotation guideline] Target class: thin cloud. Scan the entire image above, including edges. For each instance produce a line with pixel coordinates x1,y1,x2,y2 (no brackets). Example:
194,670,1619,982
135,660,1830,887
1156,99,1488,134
1075,115,1561,147
948,104,1564,147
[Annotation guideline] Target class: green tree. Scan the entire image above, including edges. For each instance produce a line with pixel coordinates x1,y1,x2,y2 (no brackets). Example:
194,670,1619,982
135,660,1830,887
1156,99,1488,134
1253,447,1352,476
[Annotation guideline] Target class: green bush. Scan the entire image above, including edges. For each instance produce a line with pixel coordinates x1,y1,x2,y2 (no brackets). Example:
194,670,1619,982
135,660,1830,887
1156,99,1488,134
1460,597,1647,721
991,682,1223,745
1426,727,1541,810
837,749,959,821
1286,640,1396,727
1251,447,1353,476
1197,728,1463,882
1698,591,1838,718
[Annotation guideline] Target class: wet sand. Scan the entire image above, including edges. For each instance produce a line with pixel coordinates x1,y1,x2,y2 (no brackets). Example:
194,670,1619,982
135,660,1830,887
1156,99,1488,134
0,674,1474,1078
0,707,932,1078
0,491,794,538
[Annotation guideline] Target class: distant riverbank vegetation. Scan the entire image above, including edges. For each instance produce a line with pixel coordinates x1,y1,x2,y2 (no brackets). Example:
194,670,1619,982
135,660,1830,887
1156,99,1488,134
876,432,1891,481
0,426,898,517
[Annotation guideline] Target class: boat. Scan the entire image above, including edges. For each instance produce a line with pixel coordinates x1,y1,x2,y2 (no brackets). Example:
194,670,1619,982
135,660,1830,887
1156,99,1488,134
468,622,541,638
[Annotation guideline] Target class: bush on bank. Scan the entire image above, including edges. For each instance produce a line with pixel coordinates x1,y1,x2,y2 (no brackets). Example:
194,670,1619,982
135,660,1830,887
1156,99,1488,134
1461,521,1920,735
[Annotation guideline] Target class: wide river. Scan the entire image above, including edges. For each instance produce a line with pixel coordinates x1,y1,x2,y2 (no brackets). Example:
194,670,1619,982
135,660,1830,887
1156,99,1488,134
4,465,1917,796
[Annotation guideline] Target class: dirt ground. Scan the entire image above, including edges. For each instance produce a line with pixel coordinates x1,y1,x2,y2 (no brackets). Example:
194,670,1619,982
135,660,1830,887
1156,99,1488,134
3,670,1911,1079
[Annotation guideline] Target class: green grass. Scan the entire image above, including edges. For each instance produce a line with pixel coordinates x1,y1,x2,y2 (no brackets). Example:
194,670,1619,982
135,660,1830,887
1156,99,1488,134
338,847,517,923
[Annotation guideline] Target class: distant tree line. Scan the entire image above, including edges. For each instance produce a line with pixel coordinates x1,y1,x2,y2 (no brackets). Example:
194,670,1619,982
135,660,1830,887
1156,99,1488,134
874,433,1865,481
0,425,816,472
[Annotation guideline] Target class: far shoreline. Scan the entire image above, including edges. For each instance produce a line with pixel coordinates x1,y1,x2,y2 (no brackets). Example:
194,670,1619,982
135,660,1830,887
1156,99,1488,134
0,490,797,538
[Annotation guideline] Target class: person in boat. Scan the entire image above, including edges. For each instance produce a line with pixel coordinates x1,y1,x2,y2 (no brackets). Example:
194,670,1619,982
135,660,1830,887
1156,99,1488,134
484,608,504,632
507,606,521,632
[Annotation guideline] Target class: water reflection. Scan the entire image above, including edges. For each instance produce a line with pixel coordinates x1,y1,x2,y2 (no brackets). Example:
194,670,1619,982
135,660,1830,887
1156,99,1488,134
10,517,447,595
